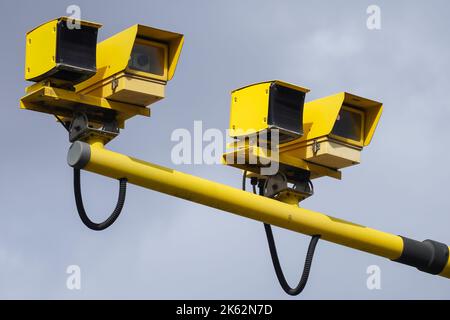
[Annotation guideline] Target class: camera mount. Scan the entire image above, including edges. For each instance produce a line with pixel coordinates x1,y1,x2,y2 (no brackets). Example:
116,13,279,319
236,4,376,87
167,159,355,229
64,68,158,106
247,172,314,205
68,112,119,144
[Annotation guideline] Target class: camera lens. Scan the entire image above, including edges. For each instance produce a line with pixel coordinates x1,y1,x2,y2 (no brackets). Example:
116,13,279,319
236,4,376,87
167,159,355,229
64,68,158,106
129,42,165,76
137,54,149,67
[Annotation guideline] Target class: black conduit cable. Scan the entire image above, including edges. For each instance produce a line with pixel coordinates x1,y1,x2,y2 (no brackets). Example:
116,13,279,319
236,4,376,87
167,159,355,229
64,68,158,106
242,171,321,296
56,116,127,231
74,168,127,231
55,114,71,132
263,223,321,296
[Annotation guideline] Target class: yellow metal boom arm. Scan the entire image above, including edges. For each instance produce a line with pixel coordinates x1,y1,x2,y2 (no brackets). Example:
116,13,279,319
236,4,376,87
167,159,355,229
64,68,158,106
67,140,450,280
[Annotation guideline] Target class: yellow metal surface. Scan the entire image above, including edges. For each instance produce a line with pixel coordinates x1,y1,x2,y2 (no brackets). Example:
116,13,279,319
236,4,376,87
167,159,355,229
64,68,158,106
24,81,50,94
83,141,405,262
309,140,360,169
20,86,150,128
275,191,305,206
76,24,183,93
229,82,270,138
229,80,309,138
84,72,165,107
282,137,361,170
25,19,57,81
25,17,102,82
440,249,450,278
222,144,342,180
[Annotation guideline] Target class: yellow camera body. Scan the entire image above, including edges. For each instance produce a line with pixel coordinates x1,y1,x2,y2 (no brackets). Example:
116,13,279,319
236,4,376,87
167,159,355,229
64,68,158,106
20,18,183,134
223,86,382,181
76,24,184,107
25,17,101,86
229,80,309,143
280,92,383,170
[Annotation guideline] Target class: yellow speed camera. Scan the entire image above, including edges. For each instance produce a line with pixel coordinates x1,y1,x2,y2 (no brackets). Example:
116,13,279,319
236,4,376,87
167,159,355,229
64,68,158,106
223,88,382,181
20,19,183,142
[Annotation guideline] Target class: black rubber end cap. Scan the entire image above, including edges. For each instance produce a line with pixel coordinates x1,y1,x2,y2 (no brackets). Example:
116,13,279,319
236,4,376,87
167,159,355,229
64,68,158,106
394,237,449,275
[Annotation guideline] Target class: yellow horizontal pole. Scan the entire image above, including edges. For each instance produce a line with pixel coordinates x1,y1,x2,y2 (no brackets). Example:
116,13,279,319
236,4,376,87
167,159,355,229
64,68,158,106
68,140,450,279
441,255,450,278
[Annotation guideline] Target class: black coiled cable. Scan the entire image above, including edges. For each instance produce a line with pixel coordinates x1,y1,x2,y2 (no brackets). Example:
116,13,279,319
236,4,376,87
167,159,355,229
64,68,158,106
55,118,127,231
263,223,320,295
74,168,127,231
243,171,320,296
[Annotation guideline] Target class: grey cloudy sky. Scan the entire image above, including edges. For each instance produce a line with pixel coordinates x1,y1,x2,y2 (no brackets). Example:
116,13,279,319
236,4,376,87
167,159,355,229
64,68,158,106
1,0,450,299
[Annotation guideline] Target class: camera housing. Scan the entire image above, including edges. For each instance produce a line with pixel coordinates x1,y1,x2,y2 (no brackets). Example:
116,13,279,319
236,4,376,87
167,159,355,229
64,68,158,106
21,20,183,136
25,17,101,86
76,24,184,107
280,92,382,170
223,89,382,181
229,80,309,143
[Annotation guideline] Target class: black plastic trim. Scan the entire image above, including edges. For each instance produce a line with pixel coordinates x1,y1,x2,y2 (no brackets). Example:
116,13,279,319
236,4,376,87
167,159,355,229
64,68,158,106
267,83,305,143
393,237,449,275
